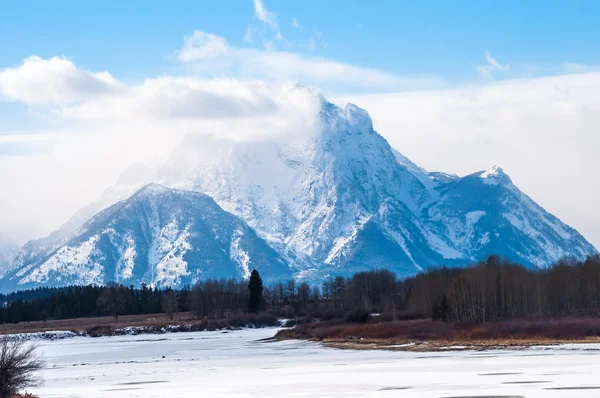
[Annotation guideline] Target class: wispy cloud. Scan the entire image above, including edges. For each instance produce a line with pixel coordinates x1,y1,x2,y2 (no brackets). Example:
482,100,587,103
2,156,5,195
475,51,510,78
253,0,278,30
177,30,444,91
245,0,287,50
178,31,229,62
562,63,600,74
291,18,303,31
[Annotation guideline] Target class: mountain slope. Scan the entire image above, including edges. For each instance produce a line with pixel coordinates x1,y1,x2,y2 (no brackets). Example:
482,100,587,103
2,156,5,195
426,166,596,267
1,184,290,291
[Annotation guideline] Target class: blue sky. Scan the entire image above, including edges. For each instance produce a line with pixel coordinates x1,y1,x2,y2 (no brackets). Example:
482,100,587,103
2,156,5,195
1,0,600,246
2,0,599,84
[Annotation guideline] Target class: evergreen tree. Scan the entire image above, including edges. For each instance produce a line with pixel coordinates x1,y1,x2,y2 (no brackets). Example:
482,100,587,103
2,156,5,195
97,283,129,320
248,269,264,314
431,301,440,321
440,294,449,323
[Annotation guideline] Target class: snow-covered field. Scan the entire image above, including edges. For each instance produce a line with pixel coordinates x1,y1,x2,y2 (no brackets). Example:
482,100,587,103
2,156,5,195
31,328,600,397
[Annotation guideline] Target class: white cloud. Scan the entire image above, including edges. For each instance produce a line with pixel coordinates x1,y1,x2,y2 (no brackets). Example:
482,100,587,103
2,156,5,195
562,63,600,74
291,18,303,31
61,77,324,143
0,128,177,243
247,3,323,55
335,72,600,248
178,31,230,62
177,30,444,91
253,0,278,30
0,56,121,105
476,51,510,78
244,25,256,43
245,0,287,51
0,55,323,131
0,55,327,241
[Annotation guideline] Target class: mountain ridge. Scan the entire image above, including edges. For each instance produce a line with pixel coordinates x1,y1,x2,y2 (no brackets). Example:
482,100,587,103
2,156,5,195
1,184,290,291
2,96,596,290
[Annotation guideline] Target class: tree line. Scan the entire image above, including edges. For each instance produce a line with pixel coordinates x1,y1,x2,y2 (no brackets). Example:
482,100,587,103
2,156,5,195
0,270,266,324
411,254,600,323
1,255,600,325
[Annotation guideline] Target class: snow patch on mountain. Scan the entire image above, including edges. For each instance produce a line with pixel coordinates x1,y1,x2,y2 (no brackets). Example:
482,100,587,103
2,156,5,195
20,235,104,286
466,211,487,224
480,165,504,182
324,215,371,265
381,224,422,271
421,228,464,260
151,223,192,287
230,228,251,279
114,232,136,280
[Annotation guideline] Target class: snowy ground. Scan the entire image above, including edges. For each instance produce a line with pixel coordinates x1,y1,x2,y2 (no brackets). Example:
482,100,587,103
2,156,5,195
30,328,600,397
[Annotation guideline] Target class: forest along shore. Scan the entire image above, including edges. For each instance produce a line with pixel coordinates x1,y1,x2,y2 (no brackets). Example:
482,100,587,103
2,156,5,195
4,256,600,348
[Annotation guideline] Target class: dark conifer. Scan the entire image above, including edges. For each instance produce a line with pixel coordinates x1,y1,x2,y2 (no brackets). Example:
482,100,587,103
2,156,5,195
440,294,449,323
432,301,441,321
248,269,264,314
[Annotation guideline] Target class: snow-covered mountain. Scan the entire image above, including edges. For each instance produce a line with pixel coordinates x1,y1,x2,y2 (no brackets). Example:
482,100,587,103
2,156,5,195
1,184,290,291
149,102,444,277
2,96,596,290
425,166,596,267
0,236,19,278
147,99,596,276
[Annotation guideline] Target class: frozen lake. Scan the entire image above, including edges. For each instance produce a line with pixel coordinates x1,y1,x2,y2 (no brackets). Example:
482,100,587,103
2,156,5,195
31,328,600,397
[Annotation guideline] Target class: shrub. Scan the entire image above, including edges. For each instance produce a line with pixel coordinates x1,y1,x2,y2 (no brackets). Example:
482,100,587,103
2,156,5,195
0,338,43,398
85,325,114,337
344,308,370,323
320,310,344,321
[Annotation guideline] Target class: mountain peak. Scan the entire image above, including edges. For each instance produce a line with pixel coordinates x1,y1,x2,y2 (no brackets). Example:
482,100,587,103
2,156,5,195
343,103,373,131
480,165,503,177
319,102,374,133
478,166,513,186
135,182,169,195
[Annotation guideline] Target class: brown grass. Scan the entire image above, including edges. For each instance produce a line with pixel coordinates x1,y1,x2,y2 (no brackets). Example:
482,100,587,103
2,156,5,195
0,312,279,337
276,317,600,350
0,312,192,335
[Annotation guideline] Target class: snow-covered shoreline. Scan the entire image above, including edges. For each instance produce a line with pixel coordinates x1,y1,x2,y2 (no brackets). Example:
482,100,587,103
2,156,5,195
2,322,284,341
2,330,80,341
28,327,600,398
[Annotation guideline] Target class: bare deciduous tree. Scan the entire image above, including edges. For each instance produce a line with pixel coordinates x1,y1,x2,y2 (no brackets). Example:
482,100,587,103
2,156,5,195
97,282,130,320
162,288,178,320
0,338,43,398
